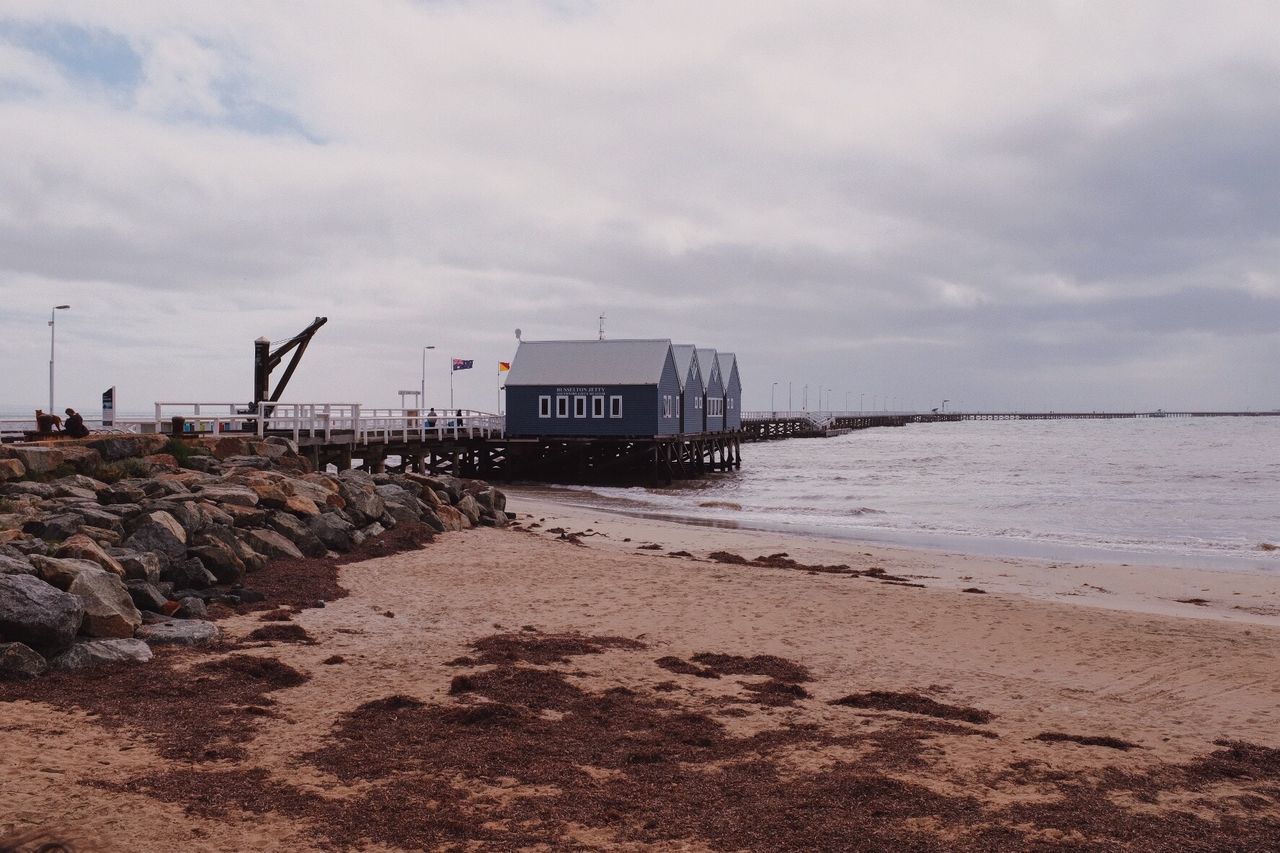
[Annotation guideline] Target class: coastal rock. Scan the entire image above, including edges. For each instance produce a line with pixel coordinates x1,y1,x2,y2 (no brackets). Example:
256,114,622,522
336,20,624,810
162,557,218,590
22,513,82,541
0,641,47,680
137,618,220,646
112,550,161,584
8,447,64,476
176,596,207,619
0,574,84,654
242,528,305,560
54,534,126,577
0,554,36,576
192,483,260,507
268,513,326,558
1,481,56,499
49,638,152,671
0,459,27,481
68,569,142,638
87,435,168,462
222,455,272,470
79,525,122,547
188,538,246,585
125,580,169,613
124,510,188,563
30,555,105,591
417,506,445,534
100,481,148,505
434,505,469,532
60,446,104,475
455,494,482,526
309,513,355,552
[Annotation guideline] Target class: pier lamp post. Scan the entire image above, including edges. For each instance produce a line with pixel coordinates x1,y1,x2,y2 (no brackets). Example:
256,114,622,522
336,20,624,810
420,345,436,409
845,391,850,412
771,382,777,415
860,393,864,412
48,304,70,412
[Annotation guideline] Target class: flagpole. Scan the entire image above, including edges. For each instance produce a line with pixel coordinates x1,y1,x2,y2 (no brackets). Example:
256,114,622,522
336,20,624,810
450,360,454,411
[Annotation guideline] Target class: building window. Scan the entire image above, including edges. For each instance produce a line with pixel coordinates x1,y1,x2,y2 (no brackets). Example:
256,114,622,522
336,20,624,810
662,395,672,418
574,395,587,418
538,396,551,418
556,396,569,418
592,396,604,418
609,396,622,418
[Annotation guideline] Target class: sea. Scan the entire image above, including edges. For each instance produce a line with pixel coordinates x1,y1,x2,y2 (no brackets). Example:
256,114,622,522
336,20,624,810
536,417,1280,572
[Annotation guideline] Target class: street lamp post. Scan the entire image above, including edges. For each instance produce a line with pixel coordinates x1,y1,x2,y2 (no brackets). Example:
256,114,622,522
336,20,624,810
860,393,864,412
771,381,777,415
48,305,70,413
420,345,436,411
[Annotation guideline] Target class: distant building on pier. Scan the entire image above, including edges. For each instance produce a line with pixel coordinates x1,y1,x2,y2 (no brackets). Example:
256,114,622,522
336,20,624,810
671,344,704,435
717,352,742,431
695,347,724,433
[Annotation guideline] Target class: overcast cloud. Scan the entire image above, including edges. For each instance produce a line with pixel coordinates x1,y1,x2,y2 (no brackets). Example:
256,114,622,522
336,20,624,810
1,0,1277,414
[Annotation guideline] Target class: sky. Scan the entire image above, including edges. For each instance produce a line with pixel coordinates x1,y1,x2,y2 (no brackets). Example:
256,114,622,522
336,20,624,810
0,0,1277,415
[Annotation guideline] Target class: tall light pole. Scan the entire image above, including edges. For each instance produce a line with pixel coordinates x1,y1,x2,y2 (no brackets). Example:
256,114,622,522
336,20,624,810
860,393,864,412
845,391,850,412
771,381,777,414
420,345,436,410
49,305,70,412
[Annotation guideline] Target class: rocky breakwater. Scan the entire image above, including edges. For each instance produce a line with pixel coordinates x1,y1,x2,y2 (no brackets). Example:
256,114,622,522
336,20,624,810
0,434,509,679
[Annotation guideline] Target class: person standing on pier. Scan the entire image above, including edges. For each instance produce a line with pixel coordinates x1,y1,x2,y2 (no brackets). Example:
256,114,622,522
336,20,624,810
426,407,437,429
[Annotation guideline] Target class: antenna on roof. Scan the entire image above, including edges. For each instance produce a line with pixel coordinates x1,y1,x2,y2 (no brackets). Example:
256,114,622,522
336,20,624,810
598,313,606,341
514,328,522,341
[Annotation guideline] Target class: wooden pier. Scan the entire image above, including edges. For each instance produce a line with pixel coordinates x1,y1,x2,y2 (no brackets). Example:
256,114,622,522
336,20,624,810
740,408,1280,441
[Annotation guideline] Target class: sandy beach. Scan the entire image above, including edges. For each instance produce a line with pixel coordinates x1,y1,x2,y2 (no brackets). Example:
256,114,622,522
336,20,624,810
3,494,1279,851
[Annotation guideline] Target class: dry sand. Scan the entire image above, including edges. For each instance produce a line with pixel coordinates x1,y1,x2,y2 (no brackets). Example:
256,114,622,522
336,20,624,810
3,495,1279,851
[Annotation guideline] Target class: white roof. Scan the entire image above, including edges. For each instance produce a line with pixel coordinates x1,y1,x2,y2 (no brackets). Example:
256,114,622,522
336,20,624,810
505,339,674,386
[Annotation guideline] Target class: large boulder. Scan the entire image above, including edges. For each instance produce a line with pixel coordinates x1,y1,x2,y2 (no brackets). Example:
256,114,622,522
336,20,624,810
0,641,47,680
434,505,469,532
124,510,188,563
417,507,445,534
0,459,26,481
124,581,169,613
29,555,104,590
336,477,385,524
111,549,161,584
267,513,326,558
68,569,142,638
455,494,482,526
162,556,218,590
308,513,355,552
221,503,268,528
192,483,260,507
0,574,84,654
136,618,220,646
8,446,64,476
188,536,246,584
22,513,82,541
54,534,126,577
241,528,305,560
49,638,152,671
0,554,36,576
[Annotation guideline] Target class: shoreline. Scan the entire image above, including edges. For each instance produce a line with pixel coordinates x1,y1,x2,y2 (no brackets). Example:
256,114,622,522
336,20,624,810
505,488,1280,627
511,482,1280,574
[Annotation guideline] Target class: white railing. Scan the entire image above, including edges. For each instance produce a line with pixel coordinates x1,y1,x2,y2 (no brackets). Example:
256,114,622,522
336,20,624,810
154,402,257,436
251,403,505,443
1,417,145,439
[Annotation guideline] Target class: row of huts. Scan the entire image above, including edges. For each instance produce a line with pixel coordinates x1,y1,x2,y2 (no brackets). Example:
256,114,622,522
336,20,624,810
504,339,742,438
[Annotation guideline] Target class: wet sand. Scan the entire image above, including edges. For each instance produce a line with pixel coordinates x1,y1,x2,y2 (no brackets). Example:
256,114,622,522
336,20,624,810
3,499,1279,850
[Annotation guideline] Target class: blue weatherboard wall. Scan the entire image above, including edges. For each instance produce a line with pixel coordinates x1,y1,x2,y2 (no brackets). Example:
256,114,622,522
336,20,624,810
506,351,683,438
702,362,724,433
679,360,703,434
723,362,742,430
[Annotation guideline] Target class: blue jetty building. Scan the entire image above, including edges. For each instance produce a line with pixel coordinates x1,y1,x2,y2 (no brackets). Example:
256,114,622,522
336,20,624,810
694,347,724,433
504,339,684,438
670,344,704,435
717,352,742,431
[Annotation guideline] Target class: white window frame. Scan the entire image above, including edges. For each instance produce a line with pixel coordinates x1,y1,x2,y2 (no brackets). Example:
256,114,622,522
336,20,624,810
538,396,551,418
662,395,672,418
591,395,605,418
609,395,623,418
556,396,569,418
574,395,587,418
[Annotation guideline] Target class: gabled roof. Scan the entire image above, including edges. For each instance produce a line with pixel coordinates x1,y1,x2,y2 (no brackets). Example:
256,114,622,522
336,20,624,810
716,353,739,388
505,339,674,386
695,348,719,387
671,344,700,391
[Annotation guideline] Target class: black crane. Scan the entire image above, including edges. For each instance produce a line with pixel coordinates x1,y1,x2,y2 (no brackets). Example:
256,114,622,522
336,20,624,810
251,316,328,412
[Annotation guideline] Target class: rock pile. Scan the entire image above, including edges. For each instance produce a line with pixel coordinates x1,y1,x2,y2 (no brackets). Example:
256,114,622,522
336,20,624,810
0,434,508,678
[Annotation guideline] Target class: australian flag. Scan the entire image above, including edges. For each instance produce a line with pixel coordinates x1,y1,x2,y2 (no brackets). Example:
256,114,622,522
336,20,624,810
452,358,474,371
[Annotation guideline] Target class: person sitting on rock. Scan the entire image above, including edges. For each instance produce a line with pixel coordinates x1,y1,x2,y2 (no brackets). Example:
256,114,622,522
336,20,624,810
34,409,62,434
63,408,89,438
